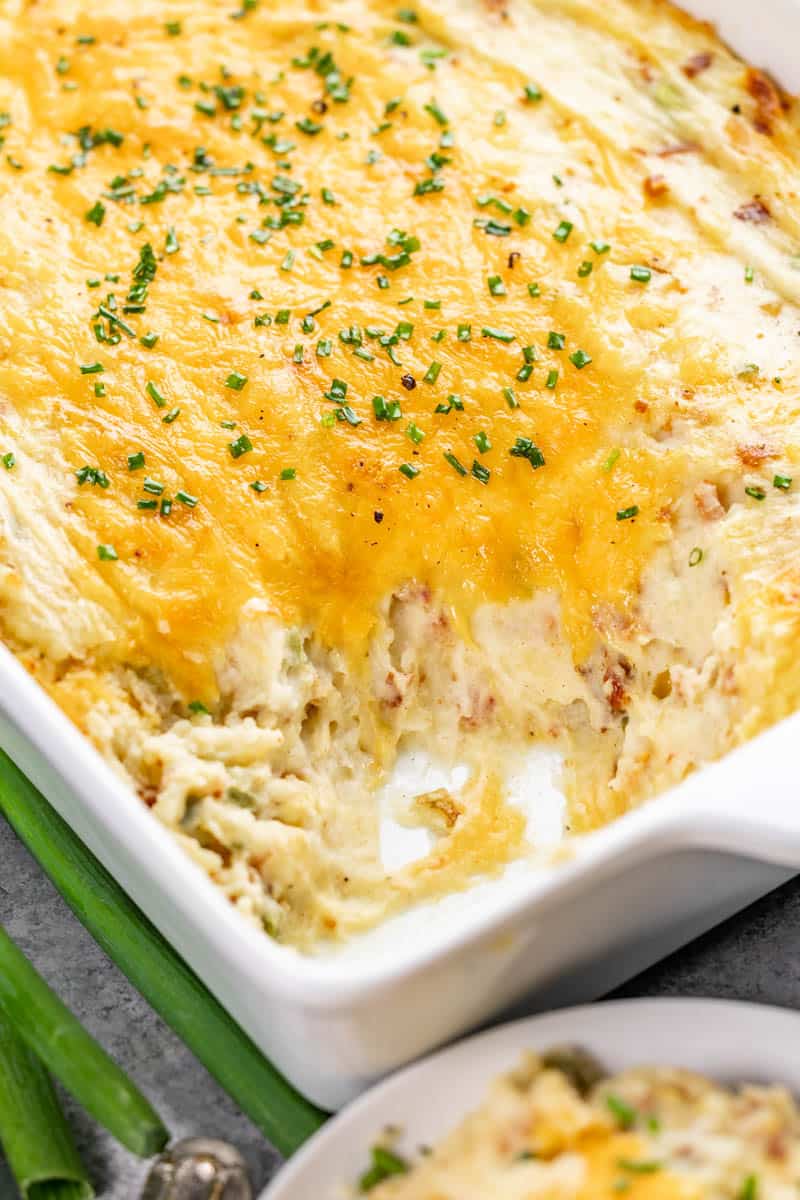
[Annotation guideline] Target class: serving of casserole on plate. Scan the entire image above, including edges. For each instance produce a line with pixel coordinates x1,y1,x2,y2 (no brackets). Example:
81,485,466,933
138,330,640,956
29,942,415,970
265,1000,800,1198
2,0,800,1104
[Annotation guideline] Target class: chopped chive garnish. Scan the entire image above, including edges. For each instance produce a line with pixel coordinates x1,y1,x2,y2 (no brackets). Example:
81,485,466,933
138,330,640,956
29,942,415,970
590,240,611,254
372,395,402,421
2,452,15,470
602,448,620,472
229,434,253,458
140,331,159,348
617,1160,662,1175
143,477,164,495
773,474,792,489
510,436,544,468
503,387,518,409
175,490,197,507
225,372,248,391
739,1175,758,1200
577,260,593,277
359,1146,409,1192
296,117,323,135
399,462,419,479
528,282,541,298
474,431,491,454
423,99,448,126
146,381,166,407
745,485,766,500
471,460,490,484
616,505,639,521
80,362,104,375
250,480,267,493
487,275,506,296
279,467,296,479
97,544,118,561
457,324,471,342
606,1095,637,1129
85,201,106,226
423,361,442,384
569,349,592,369
127,452,145,471
744,265,754,283
482,327,514,343
162,407,181,424
553,220,573,243
523,82,543,102
630,265,651,284
443,451,467,476
75,466,109,488
547,332,565,350
165,20,182,35
546,369,558,388
688,546,703,566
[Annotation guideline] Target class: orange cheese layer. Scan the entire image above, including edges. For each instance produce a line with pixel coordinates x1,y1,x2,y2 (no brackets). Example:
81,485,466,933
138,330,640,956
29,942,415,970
0,0,789,703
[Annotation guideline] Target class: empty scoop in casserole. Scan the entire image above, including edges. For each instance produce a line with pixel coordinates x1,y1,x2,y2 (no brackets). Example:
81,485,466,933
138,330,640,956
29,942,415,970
358,1049,799,1197
1,0,799,947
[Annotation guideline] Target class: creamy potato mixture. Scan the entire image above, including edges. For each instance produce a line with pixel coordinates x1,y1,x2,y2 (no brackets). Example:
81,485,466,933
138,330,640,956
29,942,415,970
361,1052,800,1198
1,0,799,946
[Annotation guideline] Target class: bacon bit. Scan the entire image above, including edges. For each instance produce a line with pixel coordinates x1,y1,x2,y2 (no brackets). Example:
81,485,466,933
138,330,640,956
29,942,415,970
139,786,159,809
682,50,712,78
382,671,404,709
604,666,629,713
734,196,771,223
656,140,700,157
459,689,496,730
766,1132,788,1161
694,481,725,521
737,441,776,466
634,400,648,413
746,67,783,135
644,173,669,198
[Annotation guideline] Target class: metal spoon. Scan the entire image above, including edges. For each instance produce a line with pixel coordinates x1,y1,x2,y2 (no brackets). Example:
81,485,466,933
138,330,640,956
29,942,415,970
141,1138,253,1200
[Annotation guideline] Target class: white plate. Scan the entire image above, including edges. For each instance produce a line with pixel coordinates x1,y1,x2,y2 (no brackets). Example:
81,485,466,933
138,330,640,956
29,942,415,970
263,998,800,1198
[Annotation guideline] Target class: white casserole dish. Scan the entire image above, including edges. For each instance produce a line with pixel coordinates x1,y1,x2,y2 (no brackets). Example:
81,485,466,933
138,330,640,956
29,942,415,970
2,0,800,1113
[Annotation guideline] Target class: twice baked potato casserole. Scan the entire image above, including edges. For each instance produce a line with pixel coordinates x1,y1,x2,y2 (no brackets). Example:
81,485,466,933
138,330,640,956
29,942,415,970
1,0,799,946
360,1051,800,1198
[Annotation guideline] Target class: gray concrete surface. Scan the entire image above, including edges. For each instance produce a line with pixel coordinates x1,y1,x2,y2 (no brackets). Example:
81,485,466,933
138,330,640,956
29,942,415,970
2,814,799,1198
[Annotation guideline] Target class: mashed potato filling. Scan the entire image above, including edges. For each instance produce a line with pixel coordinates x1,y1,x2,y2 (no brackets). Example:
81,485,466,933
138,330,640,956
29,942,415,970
362,1052,800,1198
0,0,799,945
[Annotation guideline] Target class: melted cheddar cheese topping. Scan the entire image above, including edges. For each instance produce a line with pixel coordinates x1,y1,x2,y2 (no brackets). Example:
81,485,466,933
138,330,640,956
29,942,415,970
0,0,739,699
2,0,800,944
